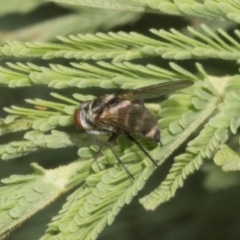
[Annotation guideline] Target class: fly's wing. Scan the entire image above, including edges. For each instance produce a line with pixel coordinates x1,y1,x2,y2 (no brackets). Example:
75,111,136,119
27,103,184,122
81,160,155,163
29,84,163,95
96,103,157,134
118,80,193,101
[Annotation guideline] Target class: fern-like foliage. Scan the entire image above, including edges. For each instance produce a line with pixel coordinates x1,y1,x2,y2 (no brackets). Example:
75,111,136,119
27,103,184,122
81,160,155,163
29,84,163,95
140,76,240,209
1,1,240,240
49,0,240,24
1,24,240,63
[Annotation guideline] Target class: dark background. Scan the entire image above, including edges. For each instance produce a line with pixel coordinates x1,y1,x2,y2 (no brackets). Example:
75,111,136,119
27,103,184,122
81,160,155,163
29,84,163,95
1,2,240,240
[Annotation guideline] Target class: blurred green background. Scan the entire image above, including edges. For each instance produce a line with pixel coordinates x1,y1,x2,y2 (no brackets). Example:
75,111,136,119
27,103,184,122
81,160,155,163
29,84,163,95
1,1,240,240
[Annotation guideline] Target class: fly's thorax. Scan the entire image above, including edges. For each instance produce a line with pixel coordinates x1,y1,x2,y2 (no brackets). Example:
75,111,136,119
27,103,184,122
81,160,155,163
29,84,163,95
99,100,131,119
75,95,123,132
91,94,116,115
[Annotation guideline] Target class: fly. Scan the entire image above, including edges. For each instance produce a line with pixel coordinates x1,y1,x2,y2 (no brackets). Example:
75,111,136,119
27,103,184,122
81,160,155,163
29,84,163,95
74,80,193,178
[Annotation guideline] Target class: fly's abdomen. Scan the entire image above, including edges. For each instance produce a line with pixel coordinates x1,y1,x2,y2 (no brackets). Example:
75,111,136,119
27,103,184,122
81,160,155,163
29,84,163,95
118,103,160,142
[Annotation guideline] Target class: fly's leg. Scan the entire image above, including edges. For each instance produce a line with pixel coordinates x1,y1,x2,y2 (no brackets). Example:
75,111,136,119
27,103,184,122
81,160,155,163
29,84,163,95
86,132,104,169
123,131,158,167
158,136,163,147
107,142,134,179
108,132,134,179
107,131,120,142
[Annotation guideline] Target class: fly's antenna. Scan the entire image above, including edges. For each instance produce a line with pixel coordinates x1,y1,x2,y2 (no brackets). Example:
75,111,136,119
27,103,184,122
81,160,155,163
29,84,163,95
124,131,158,167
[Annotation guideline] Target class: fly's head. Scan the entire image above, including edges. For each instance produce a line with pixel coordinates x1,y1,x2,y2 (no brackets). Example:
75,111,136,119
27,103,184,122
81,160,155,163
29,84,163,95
74,101,92,130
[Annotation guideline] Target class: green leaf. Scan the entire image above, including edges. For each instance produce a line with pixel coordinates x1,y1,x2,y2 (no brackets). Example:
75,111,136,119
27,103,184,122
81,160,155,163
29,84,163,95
214,145,240,171
140,76,240,210
0,161,92,238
